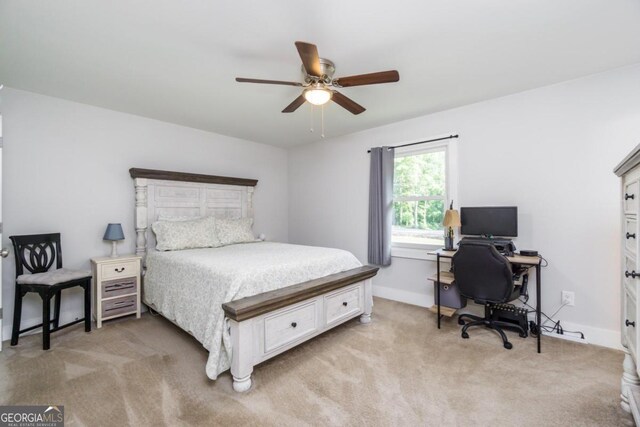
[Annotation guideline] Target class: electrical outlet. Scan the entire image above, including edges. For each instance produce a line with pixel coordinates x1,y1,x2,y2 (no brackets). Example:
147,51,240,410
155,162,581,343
561,291,575,306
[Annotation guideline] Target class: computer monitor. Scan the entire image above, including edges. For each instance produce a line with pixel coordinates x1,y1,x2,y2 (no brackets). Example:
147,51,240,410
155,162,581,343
460,206,518,237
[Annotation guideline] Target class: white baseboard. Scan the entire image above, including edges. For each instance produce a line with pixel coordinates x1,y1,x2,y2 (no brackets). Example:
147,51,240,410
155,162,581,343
1,309,87,348
372,284,623,351
372,285,431,308
543,320,622,350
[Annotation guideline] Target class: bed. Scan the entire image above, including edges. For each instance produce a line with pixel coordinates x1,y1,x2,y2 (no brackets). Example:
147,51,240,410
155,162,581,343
130,168,378,392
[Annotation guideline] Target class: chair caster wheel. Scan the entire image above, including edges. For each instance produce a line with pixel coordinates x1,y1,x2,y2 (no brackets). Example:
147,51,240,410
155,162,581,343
458,317,465,325
503,341,513,350
461,332,469,339
519,332,527,338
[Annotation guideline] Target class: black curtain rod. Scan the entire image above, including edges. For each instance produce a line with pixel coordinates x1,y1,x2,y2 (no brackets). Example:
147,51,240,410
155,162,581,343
367,134,459,153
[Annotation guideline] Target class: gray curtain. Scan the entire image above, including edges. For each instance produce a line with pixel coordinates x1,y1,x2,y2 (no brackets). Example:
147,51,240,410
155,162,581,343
368,146,394,266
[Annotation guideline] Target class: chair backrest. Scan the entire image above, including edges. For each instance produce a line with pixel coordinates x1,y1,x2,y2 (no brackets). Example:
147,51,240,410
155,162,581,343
9,233,63,277
452,241,514,304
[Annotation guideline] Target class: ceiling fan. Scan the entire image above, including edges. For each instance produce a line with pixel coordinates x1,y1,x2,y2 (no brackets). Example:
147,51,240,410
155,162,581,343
235,41,400,115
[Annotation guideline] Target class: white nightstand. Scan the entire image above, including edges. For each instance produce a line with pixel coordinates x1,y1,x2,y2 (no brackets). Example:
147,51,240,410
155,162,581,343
90,254,142,328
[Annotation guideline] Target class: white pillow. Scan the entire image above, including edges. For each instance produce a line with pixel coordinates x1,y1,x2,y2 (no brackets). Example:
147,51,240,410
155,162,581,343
152,216,221,251
157,215,202,222
215,217,255,246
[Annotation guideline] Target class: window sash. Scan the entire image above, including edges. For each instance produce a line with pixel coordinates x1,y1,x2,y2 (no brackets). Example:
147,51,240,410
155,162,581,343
391,143,449,248
393,195,446,202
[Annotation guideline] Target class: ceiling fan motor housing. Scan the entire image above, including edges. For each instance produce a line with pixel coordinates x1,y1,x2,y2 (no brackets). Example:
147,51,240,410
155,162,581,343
302,58,335,84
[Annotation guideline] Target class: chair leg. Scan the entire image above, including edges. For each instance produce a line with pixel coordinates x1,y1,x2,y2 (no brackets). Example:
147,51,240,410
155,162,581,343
492,320,527,337
11,287,24,346
84,280,92,332
458,313,483,325
53,290,62,329
489,322,513,350
42,292,51,350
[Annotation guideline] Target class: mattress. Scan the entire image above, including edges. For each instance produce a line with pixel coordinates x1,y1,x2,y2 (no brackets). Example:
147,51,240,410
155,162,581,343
144,241,362,379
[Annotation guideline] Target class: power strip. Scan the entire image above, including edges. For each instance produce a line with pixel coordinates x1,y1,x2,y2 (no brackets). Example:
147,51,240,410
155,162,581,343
542,330,588,344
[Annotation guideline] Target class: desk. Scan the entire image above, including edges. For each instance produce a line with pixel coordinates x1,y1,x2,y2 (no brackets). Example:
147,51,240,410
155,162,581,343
429,248,543,353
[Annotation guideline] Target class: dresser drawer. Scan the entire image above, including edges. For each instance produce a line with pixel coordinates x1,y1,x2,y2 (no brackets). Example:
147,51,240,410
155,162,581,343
625,180,639,214
263,301,318,354
626,291,637,358
325,285,362,326
626,217,638,255
102,295,137,319
101,260,139,280
626,256,638,287
102,277,137,299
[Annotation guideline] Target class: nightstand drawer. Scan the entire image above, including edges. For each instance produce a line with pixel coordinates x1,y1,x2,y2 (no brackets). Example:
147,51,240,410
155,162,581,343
102,295,137,319
102,277,137,299
101,261,139,280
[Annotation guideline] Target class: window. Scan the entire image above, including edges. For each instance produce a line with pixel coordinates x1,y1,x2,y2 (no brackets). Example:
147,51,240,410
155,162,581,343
392,144,450,249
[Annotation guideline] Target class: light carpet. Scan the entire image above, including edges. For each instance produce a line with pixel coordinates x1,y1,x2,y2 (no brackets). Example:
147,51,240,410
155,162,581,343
0,298,632,426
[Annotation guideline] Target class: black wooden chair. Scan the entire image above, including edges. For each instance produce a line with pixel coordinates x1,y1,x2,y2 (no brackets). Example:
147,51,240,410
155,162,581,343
10,233,92,350
452,240,527,349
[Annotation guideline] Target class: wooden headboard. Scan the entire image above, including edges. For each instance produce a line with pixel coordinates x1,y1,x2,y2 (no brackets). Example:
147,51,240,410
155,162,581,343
129,168,258,259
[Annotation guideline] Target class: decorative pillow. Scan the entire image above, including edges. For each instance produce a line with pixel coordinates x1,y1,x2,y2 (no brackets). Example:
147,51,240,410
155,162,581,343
215,217,255,246
152,216,221,251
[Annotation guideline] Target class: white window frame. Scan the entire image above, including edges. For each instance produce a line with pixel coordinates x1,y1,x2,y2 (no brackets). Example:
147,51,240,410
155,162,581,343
391,137,458,260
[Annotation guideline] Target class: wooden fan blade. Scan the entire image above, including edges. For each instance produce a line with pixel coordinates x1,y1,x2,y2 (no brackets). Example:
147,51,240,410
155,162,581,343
236,77,302,87
332,91,366,115
333,70,399,88
282,95,306,113
295,41,322,77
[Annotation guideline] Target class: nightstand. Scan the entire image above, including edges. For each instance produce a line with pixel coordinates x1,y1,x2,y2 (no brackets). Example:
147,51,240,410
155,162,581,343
90,254,142,328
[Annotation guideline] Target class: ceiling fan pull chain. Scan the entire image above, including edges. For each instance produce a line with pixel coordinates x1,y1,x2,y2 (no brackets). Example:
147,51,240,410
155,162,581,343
309,103,314,133
321,104,325,138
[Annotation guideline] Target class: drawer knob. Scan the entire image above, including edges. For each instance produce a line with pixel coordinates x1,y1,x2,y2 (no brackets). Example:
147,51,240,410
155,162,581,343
626,270,638,279
291,322,297,328
628,233,637,239
626,319,636,328
342,302,348,307
626,193,636,201
114,267,125,273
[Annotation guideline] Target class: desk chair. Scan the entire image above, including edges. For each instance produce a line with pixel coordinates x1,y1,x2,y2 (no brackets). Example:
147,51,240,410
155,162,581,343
10,233,92,350
452,241,527,349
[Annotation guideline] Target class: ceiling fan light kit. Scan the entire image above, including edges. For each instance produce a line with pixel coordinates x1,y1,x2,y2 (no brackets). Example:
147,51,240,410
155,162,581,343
304,84,332,106
236,41,400,115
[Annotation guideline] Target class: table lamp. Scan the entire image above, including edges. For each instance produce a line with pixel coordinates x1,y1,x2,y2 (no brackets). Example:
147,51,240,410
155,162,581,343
103,223,125,257
443,201,461,250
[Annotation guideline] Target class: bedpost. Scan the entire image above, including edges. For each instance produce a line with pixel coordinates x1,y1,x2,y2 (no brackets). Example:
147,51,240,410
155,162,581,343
247,186,254,218
360,278,373,324
230,319,253,392
134,177,148,259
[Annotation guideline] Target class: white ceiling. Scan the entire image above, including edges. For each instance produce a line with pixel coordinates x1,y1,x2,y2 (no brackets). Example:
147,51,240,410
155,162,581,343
1,1,640,148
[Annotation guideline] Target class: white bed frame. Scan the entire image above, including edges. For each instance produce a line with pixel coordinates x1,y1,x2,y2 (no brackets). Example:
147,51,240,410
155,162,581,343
130,168,377,392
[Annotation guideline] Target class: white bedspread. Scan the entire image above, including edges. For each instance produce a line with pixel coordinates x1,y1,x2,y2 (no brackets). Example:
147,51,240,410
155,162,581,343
144,242,362,379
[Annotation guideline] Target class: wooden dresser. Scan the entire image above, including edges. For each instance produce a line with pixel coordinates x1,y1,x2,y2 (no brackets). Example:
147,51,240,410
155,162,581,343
615,143,640,420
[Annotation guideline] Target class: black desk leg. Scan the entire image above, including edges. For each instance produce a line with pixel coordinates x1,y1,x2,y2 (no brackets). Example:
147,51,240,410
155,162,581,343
437,254,441,329
536,263,541,353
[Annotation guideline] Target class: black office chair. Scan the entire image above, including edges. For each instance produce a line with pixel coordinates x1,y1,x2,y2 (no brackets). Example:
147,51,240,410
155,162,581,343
452,241,527,349
10,233,92,350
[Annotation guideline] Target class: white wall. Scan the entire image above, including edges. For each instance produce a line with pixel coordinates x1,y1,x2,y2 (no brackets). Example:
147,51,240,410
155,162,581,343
0,88,289,340
289,64,640,349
